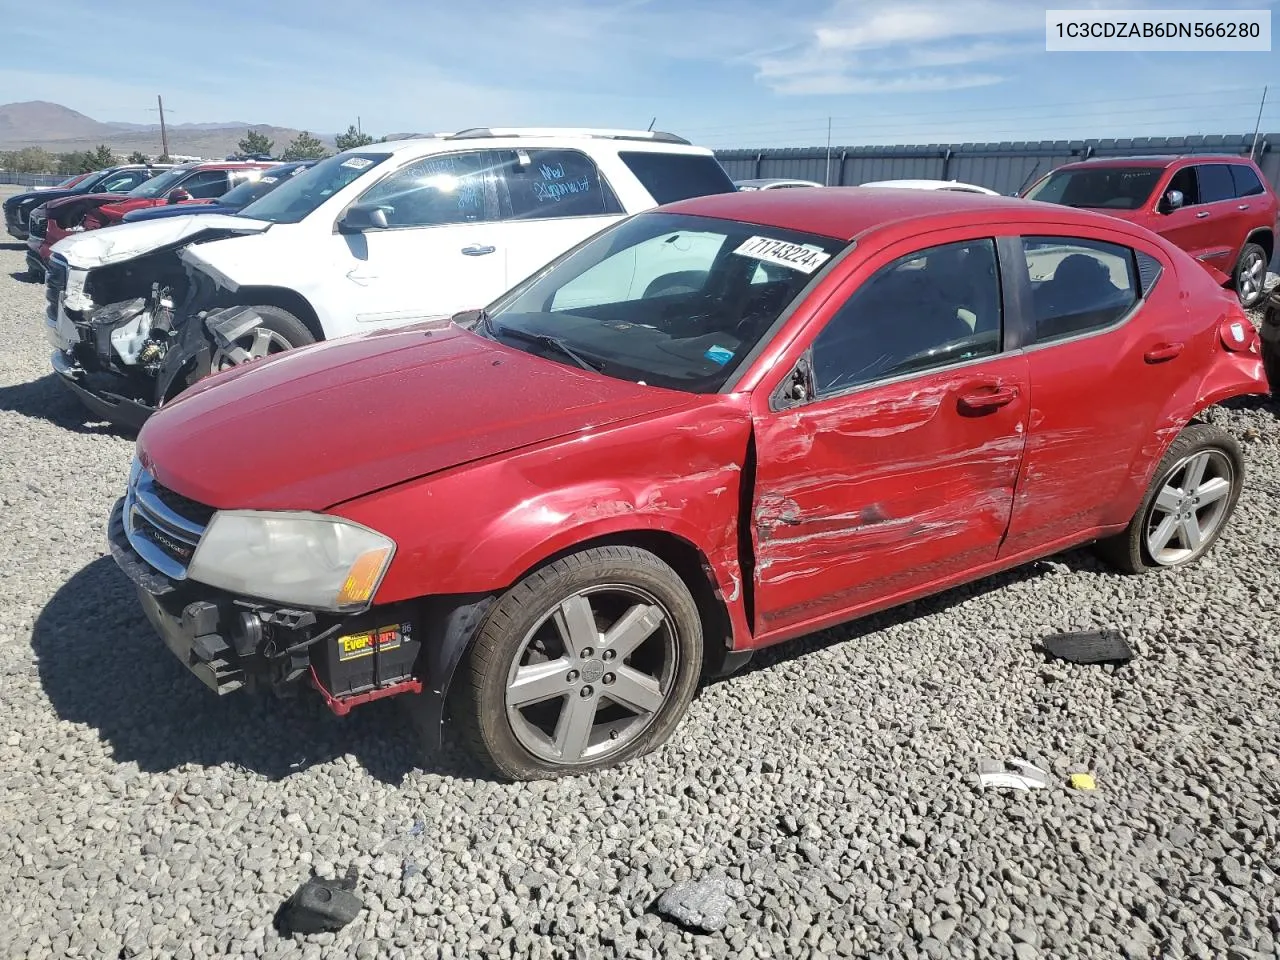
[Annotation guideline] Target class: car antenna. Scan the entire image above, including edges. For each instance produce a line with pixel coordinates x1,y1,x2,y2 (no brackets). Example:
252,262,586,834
647,117,656,132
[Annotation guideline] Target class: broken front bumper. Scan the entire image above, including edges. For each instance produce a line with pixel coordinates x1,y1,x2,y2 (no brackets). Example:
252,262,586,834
51,350,156,430
25,249,45,278
108,497,425,712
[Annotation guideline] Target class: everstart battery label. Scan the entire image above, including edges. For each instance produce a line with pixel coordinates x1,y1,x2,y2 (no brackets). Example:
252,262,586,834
336,624,406,662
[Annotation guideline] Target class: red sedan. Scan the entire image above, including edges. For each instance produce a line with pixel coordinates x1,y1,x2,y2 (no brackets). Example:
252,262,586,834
108,188,1267,780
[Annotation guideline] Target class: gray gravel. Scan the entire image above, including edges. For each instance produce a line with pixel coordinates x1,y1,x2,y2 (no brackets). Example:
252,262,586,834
1,237,1279,959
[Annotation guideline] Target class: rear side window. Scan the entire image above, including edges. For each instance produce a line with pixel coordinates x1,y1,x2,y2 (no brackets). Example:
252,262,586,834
500,149,624,220
617,151,737,205
1023,237,1139,344
1196,164,1235,204
1230,164,1266,198
182,171,231,199
100,171,149,193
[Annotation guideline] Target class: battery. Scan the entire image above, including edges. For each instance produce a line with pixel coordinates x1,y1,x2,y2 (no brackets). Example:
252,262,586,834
313,620,420,697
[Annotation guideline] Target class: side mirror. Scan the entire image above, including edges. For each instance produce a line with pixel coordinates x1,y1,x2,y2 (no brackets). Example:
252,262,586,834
166,188,192,204
1162,189,1184,212
339,203,390,232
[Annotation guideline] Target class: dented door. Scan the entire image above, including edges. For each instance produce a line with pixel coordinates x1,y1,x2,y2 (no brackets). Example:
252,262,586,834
750,353,1029,638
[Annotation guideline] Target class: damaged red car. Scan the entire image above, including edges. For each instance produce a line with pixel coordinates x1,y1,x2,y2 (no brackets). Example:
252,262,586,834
108,188,1268,780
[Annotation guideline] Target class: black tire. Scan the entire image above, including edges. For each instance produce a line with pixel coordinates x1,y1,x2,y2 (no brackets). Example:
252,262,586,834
450,545,704,781
209,304,316,372
1233,242,1269,309
1095,423,1243,574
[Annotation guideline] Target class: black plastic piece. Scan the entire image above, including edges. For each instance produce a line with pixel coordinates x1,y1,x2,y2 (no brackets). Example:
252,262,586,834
1039,629,1133,665
274,866,363,935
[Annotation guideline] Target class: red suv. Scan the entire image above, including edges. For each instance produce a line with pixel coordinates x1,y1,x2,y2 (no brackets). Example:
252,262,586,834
1023,155,1277,308
107,188,1266,779
32,161,274,268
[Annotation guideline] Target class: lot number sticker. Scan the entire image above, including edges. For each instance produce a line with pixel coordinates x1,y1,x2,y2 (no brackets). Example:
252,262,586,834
734,236,831,274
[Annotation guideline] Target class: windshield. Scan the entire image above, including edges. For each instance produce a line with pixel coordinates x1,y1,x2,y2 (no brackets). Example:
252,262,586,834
481,211,849,393
126,167,191,199
55,174,85,187
238,152,390,223
1023,166,1164,210
217,164,309,209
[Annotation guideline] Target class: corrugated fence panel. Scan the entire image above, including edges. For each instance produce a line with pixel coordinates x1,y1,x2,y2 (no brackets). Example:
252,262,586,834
717,133,1279,196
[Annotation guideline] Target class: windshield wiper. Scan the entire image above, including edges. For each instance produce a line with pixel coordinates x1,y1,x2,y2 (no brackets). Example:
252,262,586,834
489,320,603,372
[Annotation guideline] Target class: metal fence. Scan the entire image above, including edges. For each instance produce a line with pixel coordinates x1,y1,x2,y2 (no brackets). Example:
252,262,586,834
715,133,1279,196
0,172,74,188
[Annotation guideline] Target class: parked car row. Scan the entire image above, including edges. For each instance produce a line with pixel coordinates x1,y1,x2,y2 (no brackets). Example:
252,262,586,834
14,128,1278,780
5,162,172,245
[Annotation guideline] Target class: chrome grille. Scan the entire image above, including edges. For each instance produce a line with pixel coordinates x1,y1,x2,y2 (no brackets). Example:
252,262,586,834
27,210,47,239
123,460,211,580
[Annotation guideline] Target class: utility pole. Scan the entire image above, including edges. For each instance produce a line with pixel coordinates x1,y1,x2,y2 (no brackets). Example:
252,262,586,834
157,94,170,159
1250,85,1268,160
824,116,832,186
357,116,362,135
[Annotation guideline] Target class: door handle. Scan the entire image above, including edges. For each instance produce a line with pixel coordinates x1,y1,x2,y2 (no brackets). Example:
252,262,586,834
958,384,1019,412
1238,204,1250,211
461,244,496,256
1144,341,1184,363
1195,211,1210,219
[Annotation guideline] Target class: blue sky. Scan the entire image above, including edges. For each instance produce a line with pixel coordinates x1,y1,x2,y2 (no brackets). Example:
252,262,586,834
2,0,1278,148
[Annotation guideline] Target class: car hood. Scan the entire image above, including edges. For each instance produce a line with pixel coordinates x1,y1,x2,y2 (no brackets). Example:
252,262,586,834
138,323,697,512
51,213,272,268
123,202,224,223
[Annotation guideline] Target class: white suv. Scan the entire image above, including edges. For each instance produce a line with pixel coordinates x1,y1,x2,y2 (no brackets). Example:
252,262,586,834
45,128,737,428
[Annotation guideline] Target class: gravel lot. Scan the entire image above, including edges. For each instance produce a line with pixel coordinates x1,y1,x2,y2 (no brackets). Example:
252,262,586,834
0,232,1277,960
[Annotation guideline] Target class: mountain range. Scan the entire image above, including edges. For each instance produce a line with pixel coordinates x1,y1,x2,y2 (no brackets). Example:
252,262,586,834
0,100,338,157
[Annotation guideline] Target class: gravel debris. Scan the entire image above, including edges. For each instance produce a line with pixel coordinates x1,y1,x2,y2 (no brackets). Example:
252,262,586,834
0,236,1278,958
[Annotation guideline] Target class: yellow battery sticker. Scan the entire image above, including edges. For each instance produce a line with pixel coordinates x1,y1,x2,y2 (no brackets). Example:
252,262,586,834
336,624,402,662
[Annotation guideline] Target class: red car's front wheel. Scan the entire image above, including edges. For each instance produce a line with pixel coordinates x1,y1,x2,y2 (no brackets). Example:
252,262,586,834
450,545,704,780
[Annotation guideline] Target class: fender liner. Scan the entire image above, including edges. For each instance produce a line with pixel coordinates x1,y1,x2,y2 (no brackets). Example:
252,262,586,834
415,593,496,747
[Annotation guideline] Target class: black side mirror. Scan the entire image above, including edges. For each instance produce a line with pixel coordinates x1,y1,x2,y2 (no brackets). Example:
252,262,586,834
167,188,192,204
339,203,390,232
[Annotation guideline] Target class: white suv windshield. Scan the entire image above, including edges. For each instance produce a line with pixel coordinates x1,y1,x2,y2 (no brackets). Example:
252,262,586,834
480,211,848,393
238,152,391,223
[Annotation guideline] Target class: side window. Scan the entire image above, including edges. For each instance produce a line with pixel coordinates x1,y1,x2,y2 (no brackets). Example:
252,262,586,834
1023,237,1139,344
229,170,260,188
181,171,231,199
1166,167,1199,206
357,151,494,227
1230,164,1266,198
1196,164,1235,205
811,238,1001,397
501,149,624,220
100,173,140,192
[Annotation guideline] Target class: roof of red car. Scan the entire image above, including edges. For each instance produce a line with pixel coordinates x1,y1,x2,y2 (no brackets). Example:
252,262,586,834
1052,153,1256,171
662,186,1122,242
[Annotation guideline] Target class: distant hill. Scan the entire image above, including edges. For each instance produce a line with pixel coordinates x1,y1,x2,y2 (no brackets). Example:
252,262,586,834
0,100,336,158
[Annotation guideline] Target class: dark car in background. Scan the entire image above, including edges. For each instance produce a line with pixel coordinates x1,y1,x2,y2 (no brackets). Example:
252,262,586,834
28,161,274,277
1022,155,1278,308
5,163,171,242
121,161,317,223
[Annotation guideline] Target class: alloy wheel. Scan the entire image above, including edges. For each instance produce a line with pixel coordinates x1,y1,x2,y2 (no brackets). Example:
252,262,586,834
504,584,676,766
1145,449,1234,566
211,327,292,370
1238,250,1266,305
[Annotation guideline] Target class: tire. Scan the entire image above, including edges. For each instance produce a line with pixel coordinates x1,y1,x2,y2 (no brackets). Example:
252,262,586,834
450,545,704,781
1095,423,1244,574
209,304,316,372
1233,242,1269,310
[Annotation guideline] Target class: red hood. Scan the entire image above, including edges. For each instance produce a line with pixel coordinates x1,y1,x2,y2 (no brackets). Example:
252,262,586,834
44,190,130,213
97,197,166,221
138,323,697,512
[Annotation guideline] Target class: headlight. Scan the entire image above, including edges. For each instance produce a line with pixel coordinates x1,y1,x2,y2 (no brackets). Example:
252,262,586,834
187,511,395,612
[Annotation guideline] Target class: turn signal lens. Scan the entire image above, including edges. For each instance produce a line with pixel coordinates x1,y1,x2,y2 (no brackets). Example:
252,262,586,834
337,547,394,607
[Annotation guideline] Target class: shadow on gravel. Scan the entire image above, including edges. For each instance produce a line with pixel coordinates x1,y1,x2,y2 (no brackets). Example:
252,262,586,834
8,270,38,283
34,556,484,785
0,374,134,437
0,241,27,251
707,548,1100,687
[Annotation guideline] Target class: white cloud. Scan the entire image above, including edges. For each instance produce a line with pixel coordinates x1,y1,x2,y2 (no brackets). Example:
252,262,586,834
754,0,1047,96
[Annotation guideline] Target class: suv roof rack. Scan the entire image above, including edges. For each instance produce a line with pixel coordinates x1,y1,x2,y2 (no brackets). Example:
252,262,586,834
446,127,692,146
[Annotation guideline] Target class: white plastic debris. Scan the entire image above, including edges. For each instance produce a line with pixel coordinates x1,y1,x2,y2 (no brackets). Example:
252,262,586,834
976,758,1050,791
